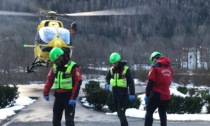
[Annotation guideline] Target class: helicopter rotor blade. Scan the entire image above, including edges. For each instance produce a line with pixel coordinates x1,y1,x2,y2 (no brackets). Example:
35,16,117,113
0,6,150,17
63,6,150,16
0,10,38,17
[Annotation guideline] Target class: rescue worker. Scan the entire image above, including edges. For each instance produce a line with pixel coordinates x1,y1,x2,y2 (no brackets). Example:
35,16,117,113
105,52,135,126
144,51,173,126
43,47,82,126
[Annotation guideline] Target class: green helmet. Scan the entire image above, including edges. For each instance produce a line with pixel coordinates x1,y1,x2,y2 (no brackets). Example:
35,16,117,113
150,51,162,64
109,52,121,63
49,47,64,61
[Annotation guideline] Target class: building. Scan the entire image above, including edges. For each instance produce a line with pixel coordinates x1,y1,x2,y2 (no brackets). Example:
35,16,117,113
181,47,209,69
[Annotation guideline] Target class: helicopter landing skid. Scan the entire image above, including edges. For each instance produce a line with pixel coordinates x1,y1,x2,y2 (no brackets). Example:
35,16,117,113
27,57,49,73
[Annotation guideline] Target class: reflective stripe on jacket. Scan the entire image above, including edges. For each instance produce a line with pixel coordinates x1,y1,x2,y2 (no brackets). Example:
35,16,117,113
110,66,128,88
52,61,76,89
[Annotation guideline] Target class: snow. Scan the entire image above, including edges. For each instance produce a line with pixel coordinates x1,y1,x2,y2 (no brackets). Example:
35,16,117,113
0,97,35,120
80,79,210,121
0,81,210,122
81,89,210,121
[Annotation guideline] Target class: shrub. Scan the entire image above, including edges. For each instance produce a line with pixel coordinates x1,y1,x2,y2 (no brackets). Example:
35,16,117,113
83,81,109,110
128,95,141,109
167,95,204,114
106,92,116,112
188,88,196,97
204,94,210,113
83,80,141,111
0,85,19,108
200,89,209,99
184,97,204,114
167,95,185,114
83,81,100,95
177,86,188,94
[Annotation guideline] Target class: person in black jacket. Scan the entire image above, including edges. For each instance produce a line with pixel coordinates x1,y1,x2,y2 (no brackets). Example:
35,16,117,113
105,52,135,126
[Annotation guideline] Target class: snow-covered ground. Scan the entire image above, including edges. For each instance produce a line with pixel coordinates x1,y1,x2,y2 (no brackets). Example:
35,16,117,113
81,82,210,121
0,97,35,121
1,75,210,122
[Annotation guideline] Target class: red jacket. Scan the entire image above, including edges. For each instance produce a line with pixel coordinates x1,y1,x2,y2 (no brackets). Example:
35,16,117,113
43,64,82,100
146,56,173,100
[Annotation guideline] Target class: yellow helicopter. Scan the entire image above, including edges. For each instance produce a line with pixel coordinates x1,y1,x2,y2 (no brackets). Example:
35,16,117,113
23,11,77,73
0,7,149,73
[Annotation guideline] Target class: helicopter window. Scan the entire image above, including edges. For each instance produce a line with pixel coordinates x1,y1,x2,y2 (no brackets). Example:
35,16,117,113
45,21,62,27
39,27,70,45
38,27,70,45
57,28,70,45
44,22,49,27
39,27,56,43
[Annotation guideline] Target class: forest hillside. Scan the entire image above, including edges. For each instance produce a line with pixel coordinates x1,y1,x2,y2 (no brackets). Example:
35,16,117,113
0,0,210,84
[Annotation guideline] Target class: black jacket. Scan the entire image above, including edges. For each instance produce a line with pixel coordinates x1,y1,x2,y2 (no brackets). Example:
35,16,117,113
106,61,135,96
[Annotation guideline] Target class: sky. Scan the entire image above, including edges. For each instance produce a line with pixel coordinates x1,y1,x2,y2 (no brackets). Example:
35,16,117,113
0,76,210,122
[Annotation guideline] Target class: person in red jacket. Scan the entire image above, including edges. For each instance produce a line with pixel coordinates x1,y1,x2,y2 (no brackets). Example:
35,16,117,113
144,51,173,126
43,47,82,126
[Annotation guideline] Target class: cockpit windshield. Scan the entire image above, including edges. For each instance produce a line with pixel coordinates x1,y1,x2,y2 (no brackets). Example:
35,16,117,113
39,27,70,45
